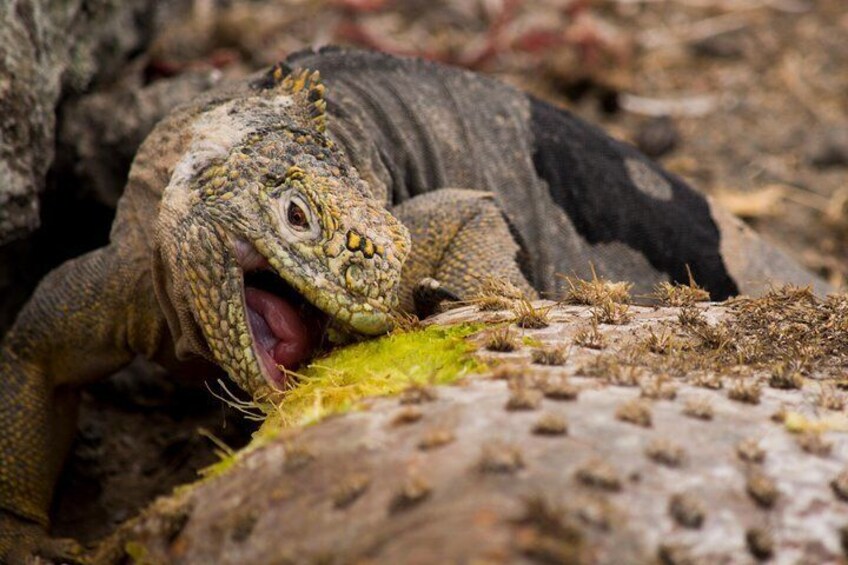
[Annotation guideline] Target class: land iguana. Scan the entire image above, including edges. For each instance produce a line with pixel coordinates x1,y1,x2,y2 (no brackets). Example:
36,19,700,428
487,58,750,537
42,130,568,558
0,47,829,561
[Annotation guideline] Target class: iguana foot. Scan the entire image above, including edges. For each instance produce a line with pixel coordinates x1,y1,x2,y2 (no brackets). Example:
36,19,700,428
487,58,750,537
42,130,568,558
413,278,461,318
393,189,537,314
0,512,88,565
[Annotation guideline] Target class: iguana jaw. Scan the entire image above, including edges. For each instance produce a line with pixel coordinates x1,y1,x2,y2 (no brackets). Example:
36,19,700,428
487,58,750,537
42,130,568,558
234,237,394,389
242,269,327,388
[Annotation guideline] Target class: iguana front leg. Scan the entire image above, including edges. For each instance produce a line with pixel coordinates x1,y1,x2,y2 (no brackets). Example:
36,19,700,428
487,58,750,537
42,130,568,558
393,189,537,316
0,244,160,563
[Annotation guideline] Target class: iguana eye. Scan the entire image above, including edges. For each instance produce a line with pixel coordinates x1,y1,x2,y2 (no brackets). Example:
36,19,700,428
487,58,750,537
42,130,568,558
279,192,320,241
287,201,310,230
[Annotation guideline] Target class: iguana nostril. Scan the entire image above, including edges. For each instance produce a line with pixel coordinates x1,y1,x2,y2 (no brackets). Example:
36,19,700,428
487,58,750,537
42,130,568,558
345,229,379,258
346,230,362,252
362,239,375,258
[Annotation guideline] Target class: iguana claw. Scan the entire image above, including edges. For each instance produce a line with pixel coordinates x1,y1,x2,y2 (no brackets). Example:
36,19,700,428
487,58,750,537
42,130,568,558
0,512,88,565
413,277,461,318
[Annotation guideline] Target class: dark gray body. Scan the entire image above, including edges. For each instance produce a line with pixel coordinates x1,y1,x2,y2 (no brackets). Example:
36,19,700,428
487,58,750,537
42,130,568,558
281,48,731,297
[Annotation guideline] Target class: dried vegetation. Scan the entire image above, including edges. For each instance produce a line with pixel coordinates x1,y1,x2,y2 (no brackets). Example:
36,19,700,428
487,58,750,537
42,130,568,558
609,286,848,394
559,270,632,306
573,320,607,350
470,277,528,312
485,326,520,352
512,300,551,329
653,279,711,307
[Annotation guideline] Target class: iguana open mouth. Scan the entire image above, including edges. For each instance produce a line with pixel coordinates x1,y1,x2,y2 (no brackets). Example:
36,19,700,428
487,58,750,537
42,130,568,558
243,270,328,387
236,241,329,388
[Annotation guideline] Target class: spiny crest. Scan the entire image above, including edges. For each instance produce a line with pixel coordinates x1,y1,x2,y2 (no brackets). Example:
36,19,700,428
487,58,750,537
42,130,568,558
266,63,328,134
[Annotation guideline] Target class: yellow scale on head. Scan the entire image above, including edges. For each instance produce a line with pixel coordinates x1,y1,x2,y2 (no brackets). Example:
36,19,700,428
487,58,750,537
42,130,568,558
362,239,375,259
344,227,386,259
346,231,362,252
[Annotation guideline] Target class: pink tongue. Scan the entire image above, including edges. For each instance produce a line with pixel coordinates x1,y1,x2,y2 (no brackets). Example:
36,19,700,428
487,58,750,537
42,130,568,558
244,287,314,373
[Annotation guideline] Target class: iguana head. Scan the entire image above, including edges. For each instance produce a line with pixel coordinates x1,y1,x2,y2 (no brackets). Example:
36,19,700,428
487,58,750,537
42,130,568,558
155,67,410,396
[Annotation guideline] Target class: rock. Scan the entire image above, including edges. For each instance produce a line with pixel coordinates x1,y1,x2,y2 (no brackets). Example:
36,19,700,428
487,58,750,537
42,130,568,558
0,1,201,337
58,63,231,207
97,300,848,564
808,126,848,168
0,0,188,244
634,116,680,159
691,31,746,59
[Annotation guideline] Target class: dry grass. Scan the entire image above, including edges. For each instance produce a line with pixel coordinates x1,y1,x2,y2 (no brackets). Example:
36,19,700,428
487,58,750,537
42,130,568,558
515,497,586,564
575,459,622,491
682,398,713,420
691,372,723,390
817,385,846,411
797,431,833,457
728,380,762,405
489,363,526,381
737,439,765,464
640,375,677,400
558,268,632,306
531,345,569,366
609,365,643,387
578,353,643,387
540,377,580,401
485,326,520,352
746,469,779,508
479,442,524,474
652,268,710,306
506,380,543,411
686,321,731,351
399,384,438,405
668,493,704,529
390,473,431,512
592,300,632,325
418,428,455,450
332,473,371,509
578,355,621,380
677,305,705,328
746,528,774,561
532,413,569,436
768,361,804,390
513,300,551,329
771,405,788,423
615,399,652,427
721,286,840,368
573,320,607,350
471,277,528,312
645,439,686,467
391,311,423,333
643,329,681,355
661,287,845,382
830,469,848,501
391,406,423,426
654,282,711,306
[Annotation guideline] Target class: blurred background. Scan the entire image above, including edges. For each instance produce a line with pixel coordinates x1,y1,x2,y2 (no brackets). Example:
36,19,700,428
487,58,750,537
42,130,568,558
0,0,846,542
